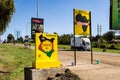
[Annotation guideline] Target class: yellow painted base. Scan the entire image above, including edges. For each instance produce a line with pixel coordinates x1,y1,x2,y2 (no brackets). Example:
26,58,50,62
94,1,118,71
33,60,61,69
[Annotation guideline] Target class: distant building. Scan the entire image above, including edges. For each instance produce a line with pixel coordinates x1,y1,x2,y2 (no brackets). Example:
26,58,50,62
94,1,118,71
112,39,120,43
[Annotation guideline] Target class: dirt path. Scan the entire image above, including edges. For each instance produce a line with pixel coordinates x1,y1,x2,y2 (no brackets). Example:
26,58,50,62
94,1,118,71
58,50,120,80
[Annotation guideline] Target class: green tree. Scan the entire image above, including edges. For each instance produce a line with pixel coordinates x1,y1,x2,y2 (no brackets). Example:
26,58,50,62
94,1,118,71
7,34,15,43
92,35,100,42
0,0,15,33
103,31,115,43
58,34,71,45
17,36,23,43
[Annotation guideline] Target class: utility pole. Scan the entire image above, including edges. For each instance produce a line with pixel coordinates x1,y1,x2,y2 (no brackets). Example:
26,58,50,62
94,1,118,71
97,24,99,36
37,0,39,18
26,23,28,35
26,22,30,36
99,25,102,36
99,25,102,48
97,24,102,48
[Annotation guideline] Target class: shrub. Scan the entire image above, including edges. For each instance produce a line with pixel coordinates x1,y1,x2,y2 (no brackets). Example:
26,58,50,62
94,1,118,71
108,44,116,49
102,49,106,52
92,42,98,48
101,44,106,49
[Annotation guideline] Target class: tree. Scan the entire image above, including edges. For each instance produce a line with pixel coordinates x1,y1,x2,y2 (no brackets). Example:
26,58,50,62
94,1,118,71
7,34,15,43
58,34,71,45
92,35,100,42
0,0,15,33
17,36,23,43
103,31,115,43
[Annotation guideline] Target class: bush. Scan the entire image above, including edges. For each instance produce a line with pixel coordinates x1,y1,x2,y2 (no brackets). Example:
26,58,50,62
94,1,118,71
101,44,106,49
102,49,106,52
92,42,98,48
108,44,116,49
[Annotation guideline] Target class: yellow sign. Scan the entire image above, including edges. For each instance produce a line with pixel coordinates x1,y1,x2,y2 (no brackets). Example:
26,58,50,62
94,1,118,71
33,33,61,69
74,9,90,35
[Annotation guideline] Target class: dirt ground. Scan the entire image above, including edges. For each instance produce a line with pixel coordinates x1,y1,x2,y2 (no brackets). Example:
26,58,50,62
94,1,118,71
58,50,120,80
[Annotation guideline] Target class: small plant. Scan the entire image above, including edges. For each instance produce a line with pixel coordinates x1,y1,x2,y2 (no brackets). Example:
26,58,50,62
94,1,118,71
102,49,106,52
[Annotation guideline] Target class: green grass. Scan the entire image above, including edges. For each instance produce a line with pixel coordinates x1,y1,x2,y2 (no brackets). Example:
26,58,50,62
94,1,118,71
58,44,71,50
93,48,120,54
0,44,35,80
58,44,120,54
30,43,35,46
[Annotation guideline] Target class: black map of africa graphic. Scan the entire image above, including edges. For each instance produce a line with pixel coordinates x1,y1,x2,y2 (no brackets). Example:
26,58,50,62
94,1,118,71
76,14,88,32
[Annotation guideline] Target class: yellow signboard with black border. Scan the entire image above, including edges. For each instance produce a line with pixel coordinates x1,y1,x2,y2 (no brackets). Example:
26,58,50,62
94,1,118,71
74,9,91,35
33,33,61,69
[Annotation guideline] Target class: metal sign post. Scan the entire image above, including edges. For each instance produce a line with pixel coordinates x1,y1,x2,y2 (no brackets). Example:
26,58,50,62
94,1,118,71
89,12,93,64
73,9,76,66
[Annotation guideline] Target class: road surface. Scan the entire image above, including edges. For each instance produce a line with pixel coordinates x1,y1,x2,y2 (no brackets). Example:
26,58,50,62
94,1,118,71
58,50,120,80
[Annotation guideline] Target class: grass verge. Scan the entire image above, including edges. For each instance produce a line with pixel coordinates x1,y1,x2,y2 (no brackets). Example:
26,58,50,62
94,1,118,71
0,44,35,80
58,44,120,54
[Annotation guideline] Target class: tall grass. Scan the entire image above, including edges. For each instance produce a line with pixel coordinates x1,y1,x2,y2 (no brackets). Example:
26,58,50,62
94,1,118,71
0,44,35,80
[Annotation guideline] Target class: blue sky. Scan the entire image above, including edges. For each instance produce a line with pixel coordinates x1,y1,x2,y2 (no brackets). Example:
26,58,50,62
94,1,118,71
1,0,110,40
